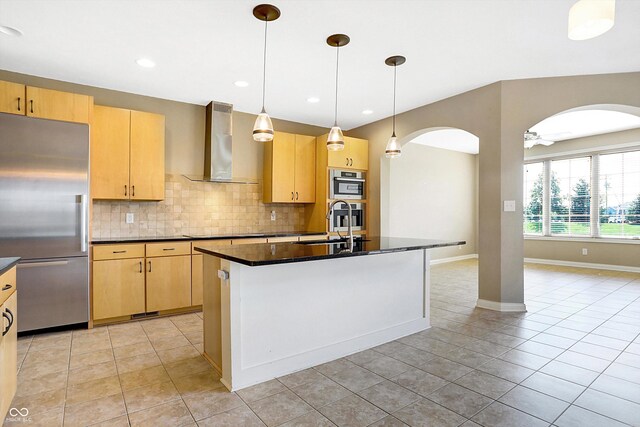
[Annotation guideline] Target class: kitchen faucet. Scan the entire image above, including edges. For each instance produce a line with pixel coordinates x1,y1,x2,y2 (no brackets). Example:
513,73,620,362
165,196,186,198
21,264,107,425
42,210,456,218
326,199,354,250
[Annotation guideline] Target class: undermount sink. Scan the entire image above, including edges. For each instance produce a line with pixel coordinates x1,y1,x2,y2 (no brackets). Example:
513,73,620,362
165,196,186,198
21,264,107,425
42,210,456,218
296,238,370,246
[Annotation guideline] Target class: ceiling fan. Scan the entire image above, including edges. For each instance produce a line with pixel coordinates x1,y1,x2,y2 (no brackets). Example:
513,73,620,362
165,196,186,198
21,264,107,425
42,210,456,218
524,130,555,149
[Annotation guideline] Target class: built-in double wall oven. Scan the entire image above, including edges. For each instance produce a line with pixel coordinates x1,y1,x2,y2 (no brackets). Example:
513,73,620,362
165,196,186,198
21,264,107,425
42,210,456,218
329,169,366,232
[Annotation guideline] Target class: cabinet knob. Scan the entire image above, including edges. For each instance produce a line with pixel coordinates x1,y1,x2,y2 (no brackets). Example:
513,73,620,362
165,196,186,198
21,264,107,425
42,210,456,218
132,185,135,197
2,284,11,291
30,99,34,114
139,261,143,273
124,185,128,196
291,191,294,200
346,158,349,166
17,97,21,112
295,192,299,200
148,261,152,273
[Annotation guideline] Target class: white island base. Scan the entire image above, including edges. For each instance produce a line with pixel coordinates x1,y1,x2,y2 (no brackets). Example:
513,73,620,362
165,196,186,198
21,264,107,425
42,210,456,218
202,249,431,391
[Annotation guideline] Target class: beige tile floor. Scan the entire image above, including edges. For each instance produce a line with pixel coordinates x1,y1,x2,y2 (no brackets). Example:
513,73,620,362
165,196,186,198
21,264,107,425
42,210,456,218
5,259,640,426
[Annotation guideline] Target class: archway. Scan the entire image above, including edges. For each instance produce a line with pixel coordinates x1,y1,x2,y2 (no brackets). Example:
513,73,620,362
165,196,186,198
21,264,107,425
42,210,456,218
381,127,480,261
522,104,640,268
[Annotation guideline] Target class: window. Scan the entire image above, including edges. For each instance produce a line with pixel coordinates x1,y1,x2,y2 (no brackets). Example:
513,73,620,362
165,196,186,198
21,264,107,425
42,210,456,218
599,151,640,237
550,157,591,236
523,148,640,239
523,162,543,235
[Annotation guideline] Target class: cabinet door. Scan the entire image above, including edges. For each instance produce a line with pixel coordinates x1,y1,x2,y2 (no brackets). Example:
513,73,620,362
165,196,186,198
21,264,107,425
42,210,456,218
93,258,145,320
1,291,17,419
0,81,26,115
146,255,191,312
327,142,351,169
191,254,203,306
130,110,165,201
294,135,316,203
347,137,369,170
26,86,90,123
91,106,131,200
271,132,296,202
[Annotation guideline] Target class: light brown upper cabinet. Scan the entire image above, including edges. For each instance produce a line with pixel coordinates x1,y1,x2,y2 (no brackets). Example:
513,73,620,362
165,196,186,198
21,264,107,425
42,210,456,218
263,131,316,203
91,105,165,200
0,80,91,123
327,136,369,171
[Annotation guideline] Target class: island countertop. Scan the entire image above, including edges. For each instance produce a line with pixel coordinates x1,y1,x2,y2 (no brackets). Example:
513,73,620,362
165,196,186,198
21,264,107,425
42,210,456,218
194,236,465,266
0,257,20,276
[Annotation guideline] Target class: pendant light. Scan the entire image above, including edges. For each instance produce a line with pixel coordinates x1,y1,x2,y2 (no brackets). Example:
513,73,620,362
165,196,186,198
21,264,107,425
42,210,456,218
326,34,350,151
252,4,281,142
568,0,615,40
384,55,406,158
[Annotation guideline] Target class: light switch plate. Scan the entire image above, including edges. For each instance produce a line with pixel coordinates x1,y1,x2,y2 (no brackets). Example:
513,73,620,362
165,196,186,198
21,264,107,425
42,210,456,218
503,200,516,212
270,211,276,221
126,213,134,224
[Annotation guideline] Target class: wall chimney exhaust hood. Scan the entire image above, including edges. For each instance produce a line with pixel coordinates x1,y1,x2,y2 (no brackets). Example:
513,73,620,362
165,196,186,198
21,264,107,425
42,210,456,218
184,101,258,184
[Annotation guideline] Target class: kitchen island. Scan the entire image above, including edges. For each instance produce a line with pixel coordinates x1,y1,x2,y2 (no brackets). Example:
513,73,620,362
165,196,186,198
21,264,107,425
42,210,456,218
195,237,464,391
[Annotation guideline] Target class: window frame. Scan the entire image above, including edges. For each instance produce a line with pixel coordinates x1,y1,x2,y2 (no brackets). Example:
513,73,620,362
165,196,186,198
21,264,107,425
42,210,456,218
523,143,640,242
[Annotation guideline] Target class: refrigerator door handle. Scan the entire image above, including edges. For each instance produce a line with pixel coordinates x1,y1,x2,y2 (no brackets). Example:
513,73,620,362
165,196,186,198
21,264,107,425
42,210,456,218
80,194,88,253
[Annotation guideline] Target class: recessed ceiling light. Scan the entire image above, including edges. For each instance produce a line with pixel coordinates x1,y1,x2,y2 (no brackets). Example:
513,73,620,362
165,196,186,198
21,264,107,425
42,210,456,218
306,97,320,103
0,25,22,37
234,81,249,87
362,109,373,115
135,58,156,68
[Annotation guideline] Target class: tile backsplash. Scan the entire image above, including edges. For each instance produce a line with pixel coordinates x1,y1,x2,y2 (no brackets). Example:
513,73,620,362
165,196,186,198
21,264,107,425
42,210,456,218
91,174,306,239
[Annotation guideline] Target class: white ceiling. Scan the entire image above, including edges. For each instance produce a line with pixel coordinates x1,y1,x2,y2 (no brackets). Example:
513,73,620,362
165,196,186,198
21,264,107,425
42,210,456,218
410,128,479,154
1,0,639,130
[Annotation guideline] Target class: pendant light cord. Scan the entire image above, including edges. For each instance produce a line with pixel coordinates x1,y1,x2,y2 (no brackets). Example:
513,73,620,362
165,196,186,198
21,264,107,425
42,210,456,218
392,64,397,137
334,45,340,127
261,18,268,113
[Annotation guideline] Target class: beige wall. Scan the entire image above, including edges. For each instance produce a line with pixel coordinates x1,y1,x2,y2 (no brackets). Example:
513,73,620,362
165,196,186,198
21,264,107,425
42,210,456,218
385,143,477,260
350,71,640,306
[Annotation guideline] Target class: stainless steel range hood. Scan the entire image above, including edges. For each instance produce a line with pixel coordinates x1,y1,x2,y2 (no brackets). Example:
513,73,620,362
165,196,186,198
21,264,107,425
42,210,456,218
184,101,257,184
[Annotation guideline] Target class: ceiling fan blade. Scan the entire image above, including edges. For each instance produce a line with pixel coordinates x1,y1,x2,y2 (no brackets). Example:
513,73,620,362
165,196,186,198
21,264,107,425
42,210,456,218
539,139,555,146
524,139,536,149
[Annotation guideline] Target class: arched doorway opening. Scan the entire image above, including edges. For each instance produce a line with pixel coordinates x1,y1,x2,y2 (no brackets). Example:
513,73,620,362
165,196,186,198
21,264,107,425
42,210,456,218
381,127,480,261
522,104,640,268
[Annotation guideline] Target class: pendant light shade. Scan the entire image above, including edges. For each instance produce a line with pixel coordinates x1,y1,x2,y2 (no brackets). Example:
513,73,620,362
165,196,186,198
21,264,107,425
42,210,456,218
326,34,350,151
252,4,281,142
327,126,345,151
568,0,615,41
253,110,274,142
385,55,406,159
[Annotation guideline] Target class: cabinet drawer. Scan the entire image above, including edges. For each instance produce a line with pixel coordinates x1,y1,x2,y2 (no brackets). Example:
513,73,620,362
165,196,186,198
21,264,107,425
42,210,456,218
146,241,191,257
93,244,145,261
0,266,16,306
191,240,232,254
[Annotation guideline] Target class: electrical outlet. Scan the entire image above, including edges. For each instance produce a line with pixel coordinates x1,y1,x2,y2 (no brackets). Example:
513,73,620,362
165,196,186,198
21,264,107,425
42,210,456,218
582,248,588,256
126,213,134,224
271,211,276,221
503,200,516,212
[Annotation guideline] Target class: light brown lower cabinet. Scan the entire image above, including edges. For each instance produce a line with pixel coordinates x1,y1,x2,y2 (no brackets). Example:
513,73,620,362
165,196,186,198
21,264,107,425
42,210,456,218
92,258,146,320
0,286,17,421
146,255,192,312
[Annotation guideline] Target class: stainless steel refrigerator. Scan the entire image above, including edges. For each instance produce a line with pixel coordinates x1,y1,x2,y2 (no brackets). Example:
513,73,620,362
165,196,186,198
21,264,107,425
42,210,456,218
0,113,89,332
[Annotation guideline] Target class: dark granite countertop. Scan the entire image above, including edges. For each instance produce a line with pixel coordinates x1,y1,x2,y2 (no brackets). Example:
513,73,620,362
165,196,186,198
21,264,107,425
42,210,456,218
194,237,465,266
0,257,20,276
91,232,327,245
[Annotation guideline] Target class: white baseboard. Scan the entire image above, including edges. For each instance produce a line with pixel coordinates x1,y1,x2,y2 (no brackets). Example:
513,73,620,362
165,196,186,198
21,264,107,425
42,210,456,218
430,253,478,265
524,257,640,273
476,299,527,312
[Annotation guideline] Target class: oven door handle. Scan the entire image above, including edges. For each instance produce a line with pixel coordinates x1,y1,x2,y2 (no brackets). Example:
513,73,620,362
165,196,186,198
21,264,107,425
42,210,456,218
334,177,365,182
